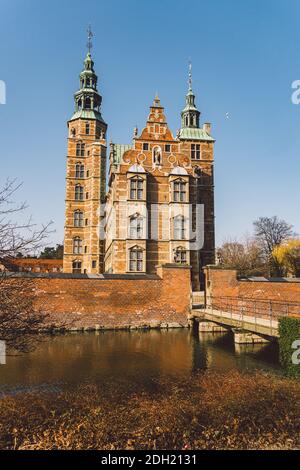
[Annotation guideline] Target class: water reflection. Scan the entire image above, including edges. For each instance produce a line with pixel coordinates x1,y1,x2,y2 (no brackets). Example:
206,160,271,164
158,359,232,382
0,329,282,396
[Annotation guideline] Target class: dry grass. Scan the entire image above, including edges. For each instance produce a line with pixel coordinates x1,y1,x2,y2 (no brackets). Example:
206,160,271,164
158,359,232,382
0,370,300,450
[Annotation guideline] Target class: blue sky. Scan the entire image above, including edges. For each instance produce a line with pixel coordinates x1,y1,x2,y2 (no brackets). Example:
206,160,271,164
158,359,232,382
0,0,299,247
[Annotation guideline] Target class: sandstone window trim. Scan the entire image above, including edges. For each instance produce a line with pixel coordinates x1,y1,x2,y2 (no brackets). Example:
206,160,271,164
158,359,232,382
173,246,187,264
72,259,82,274
129,214,144,240
75,162,85,179
128,245,144,272
172,178,187,203
129,176,144,200
73,237,83,255
75,184,84,201
74,210,84,227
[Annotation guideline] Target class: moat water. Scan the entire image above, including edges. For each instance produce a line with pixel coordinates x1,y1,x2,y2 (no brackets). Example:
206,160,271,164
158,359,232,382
0,329,282,397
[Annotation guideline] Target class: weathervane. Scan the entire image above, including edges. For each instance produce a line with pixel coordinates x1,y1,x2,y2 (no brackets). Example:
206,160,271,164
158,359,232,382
87,25,93,53
188,60,192,90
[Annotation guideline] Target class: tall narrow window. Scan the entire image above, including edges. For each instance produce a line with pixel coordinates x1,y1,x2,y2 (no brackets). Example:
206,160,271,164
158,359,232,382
129,215,143,239
130,177,143,200
73,237,83,254
174,215,186,240
86,122,90,135
85,97,91,109
75,185,84,201
173,179,187,202
75,163,84,178
191,143,201,160
76,142,85,157
74,210,84,227
72,260,82,274
129,247,143,272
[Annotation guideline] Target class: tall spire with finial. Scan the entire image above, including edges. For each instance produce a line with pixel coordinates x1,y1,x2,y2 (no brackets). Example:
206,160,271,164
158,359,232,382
188,60,192,91
69,26,106,124
180,61,200,128
87,25,93,53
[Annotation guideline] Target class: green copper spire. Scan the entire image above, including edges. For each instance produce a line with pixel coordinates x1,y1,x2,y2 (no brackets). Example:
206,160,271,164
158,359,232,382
70,28,106,123
181,62,200,128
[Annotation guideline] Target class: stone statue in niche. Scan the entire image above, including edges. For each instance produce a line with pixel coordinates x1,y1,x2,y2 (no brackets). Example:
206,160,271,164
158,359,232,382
153,146,162,166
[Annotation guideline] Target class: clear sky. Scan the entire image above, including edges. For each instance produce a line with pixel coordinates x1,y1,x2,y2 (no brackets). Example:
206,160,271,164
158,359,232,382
0,0,299,247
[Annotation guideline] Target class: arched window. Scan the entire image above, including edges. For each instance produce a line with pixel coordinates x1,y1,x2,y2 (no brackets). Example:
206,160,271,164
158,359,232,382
130,177,144,200
78,99,82,110
129,246,143,272
76,142,85,157
75,184,84,201
72,260,82,274
75,163,84,179
129,214,143,239
85,97,91,109
86,122,90,135
174,215,186,240
173,247,187,264
173,179,187,202
73,237,83,254
74,210,84,227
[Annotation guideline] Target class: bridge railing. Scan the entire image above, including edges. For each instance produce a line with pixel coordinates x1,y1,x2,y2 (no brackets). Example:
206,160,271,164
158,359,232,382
206,295,300,321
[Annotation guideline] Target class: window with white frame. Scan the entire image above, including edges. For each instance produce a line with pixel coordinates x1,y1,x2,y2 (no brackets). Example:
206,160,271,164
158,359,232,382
129,215,143,239
174,215,186,240
74,210,84,227
129,246,143,272
130,177,144,200
173,179,187,202
73,237,83,254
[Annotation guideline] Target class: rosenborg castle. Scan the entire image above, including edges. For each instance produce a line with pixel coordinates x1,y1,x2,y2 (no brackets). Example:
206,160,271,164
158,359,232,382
63,49,215,290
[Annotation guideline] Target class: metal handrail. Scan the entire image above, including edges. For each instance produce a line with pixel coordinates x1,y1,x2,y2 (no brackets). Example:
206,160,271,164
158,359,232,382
206,295,300,321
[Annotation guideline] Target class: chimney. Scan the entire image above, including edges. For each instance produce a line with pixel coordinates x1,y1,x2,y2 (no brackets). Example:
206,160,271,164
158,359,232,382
203,122,211,134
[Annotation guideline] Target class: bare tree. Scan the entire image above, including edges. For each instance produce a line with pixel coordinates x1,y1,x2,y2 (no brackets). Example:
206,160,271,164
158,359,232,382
253,216,294,276
218,238,267,277
0,179,53,352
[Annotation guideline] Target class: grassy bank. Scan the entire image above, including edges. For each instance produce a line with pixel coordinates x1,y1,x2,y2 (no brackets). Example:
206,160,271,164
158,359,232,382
0,370,300,450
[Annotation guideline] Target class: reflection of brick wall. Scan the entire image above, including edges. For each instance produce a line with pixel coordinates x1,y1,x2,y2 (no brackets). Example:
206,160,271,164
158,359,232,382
24,264,192,329
204,266,300,317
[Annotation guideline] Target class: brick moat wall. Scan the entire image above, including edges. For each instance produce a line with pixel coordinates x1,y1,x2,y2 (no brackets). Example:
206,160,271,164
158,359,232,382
21,264,192,329
204,266,300,317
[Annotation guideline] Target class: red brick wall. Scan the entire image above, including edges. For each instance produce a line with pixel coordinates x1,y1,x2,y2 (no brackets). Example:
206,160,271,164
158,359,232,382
29,264,192,329
204,266,300,317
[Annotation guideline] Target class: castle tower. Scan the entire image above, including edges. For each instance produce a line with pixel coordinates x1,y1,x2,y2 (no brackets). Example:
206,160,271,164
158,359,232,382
178,63,215,287
63,31,107,274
